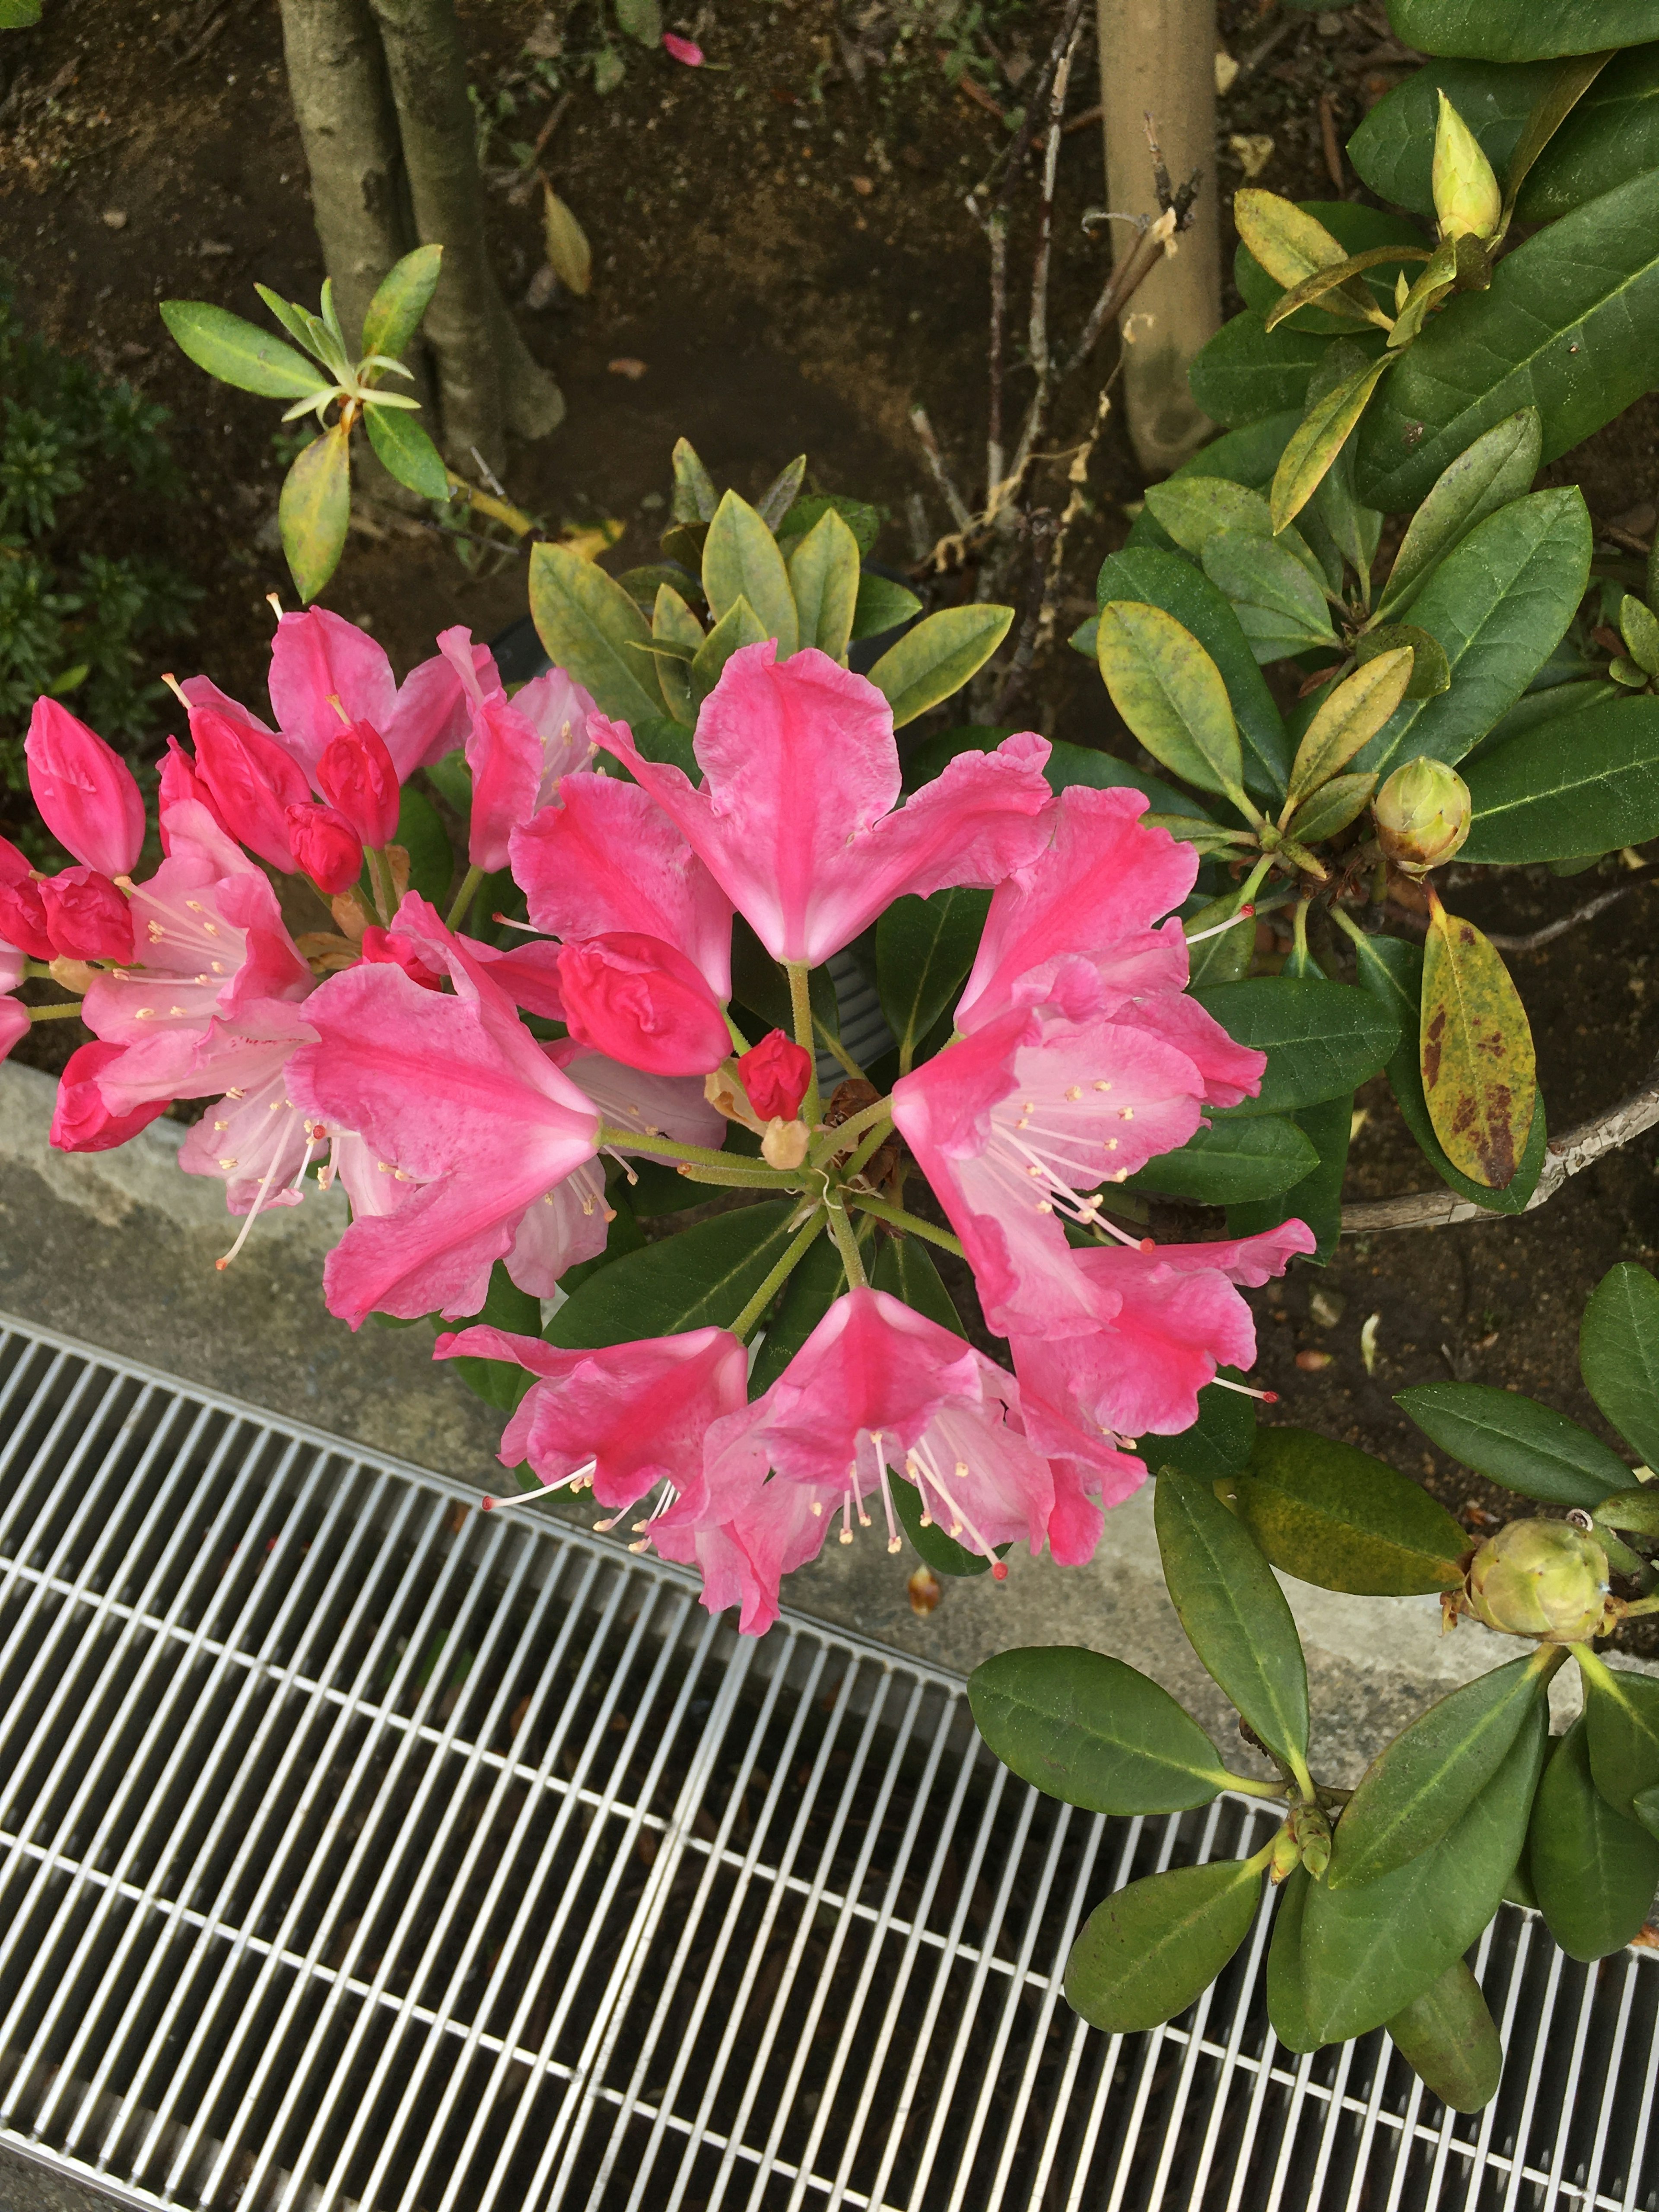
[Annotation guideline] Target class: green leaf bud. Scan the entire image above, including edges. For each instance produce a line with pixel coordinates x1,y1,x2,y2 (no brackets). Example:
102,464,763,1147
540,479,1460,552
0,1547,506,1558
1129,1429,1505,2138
1290,1800,1331,1880
1432,91,1502,244
1464,1518,1611,1643
1373,757,1471,876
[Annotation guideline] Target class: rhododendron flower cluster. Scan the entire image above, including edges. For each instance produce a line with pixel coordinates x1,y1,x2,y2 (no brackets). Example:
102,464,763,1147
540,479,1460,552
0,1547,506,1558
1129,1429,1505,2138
3,619,1309,1635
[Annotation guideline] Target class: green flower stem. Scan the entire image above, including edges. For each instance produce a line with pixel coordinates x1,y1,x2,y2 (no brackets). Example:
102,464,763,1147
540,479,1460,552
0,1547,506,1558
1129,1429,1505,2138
838,1120,893,1185
596,1122,795,1179
845,1192,965,1259
1244,1829,1287,1876
445,863,486,933
672,1161,800,1190
1570,1641,1614,1684
787,963,823,1129
1329,903,1368,952
816,1019,866,1084
367,845,395,925
1234,851,1276,908
27,1001,85,1022
1619,1594,1659,1619
729,1207,829,1341
1288,1747,1318,1803
1211,1769,1287,1800
825,1195,868,1289
1292,897,1312,970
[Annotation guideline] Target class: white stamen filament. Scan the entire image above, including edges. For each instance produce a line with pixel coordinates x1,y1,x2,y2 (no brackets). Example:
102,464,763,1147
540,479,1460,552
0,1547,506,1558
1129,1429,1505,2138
480,1456,599,1513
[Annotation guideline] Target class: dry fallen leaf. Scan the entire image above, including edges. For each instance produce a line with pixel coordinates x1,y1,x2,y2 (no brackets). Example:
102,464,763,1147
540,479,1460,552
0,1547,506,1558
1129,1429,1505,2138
607,356,648,379
1230,132,1275,180
908,1565,942,1615
1295,1349,1333,1373
541,178,592,296
1360,1312,1381,1375
851,174,875,196
1214,48,1239,95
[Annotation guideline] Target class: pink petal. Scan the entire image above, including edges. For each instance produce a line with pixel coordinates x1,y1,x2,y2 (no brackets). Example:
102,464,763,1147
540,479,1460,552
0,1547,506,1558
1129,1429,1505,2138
557,932,730,1076
268,608,397,781
503,1157,611,1296
25,699,146,878
662,32,704,64
0,997,30,1066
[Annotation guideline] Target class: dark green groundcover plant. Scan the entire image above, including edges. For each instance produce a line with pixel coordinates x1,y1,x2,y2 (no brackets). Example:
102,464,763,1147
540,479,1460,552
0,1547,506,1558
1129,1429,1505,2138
970,1258,1659,2111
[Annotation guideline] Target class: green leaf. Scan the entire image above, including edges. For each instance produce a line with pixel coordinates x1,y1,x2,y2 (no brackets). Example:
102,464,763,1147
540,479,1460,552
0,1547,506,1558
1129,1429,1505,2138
547,1198,798,1349
1095,603,1245,801
359,244,444,363
391,781,452,908
616,0,662,44
1362,489,1593,779
1154,1465,1310,1770
1501,49,1615,218
1225,1091,1352,1263
1348,932,1548,1213
786,507,861,661
1182,884,1258,989
1386,1961,1504,2113
1189,312,1380,431
1266,1869,1319,2053
1264,243,1431,334
1519,43,1659,222
1233,188,1355,294
754,454,807,531
1596,1483,1659,1537
1464,694,1659,861
671,437,719,526
702,489,798,656
1201,531,1335,663
728,915,838,1041
1227,1426,1469,1597
1142,480,1325,589
1124,1114,1319,1205
867,605,1014,728
0,0,43,22
1298,1701,1546,2044
851,572,923,641
1285,772,1378,845
1387,0,1653,61
1270,356,1394,534
364,403,449,500
1192,978,1399,1117
1167,409,1307,494
778,492,881,556
1095,548,1292,798
446,1261,543,1412
160,300,336,400
1356,166,1659,513
1328,1654,1551,1888
969,1647,1227,1815
748,1233,846,1394
255,285,343,378
1376,408,1543,622
1351,60,1557,219
1397,1381,1629,1505
876,887,989,1071
1530,1717,1659,1960
1580,1652,1659,1821
278,421,351,604
1064,1858,1264,2035
1581,1261,1659,1469
1622,593,1659,678
1421,894,1537,1190
528,543,662,725
650,584,702,725
1156,1375,1259,1481
692,594,770,704
1288,650,1415,802
890,1459,1002,1577
1638,1782,1659,1840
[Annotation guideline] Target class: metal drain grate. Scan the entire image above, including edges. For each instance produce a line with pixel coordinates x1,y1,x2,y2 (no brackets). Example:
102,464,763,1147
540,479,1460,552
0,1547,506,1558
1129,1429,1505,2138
0,1312,1656,2212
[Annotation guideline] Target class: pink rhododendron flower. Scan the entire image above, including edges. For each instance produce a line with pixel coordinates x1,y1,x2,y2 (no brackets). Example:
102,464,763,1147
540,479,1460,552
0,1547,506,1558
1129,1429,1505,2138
25,699,146,878
263,607,480,782
437,626,595,871
556,932,730,1076
1011,1221,1315,1448
462,935,568,1022
891,1004,1251,1340
359,925,445,990
0,938,23,994
662,32,703,63
594,642,1053,966
644,1463,831,1638
285,802,365,896
0,997,27,1065
0,850,52,960
737,1029,811,1121
317,720,400,849
432,1324,749,1510
38,867,135,964
188,703,310,873
50,1040,170,1152
157,737,225,849
511,773,734,999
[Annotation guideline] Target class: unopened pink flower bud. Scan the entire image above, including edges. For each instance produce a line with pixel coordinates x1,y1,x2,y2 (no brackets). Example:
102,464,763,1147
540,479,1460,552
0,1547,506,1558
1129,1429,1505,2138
317,719,401,849
157,735,225,851
49,1039,169,1153
25,699,146,877
285,802,365,896
0,996,28,1065
662,32,703,63
38,866,135,963
557,931,731,1076
738,1028,813,1121
360,925,446,991
0,874,54,962
190,705,310,872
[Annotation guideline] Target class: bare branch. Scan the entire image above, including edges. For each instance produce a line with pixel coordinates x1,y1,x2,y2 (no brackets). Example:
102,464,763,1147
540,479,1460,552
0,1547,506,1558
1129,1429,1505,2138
909,405,974,536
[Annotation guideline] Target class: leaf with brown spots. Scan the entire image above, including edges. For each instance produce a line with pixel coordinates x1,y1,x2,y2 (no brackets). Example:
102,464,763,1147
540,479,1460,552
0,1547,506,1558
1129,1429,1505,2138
1420,889,1537,1188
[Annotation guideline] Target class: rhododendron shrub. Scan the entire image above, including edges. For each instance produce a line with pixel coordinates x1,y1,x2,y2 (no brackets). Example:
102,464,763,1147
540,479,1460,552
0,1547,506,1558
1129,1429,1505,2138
1,591,1310,1631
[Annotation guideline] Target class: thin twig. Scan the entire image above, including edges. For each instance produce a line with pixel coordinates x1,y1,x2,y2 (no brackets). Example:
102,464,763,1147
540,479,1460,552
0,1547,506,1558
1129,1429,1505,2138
909,405,974,534
1481,864,1659,951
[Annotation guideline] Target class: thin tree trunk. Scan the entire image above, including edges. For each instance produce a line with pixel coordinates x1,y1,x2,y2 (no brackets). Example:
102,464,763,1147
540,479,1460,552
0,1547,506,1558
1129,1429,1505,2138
365,0,563,474
1095,0,1220,475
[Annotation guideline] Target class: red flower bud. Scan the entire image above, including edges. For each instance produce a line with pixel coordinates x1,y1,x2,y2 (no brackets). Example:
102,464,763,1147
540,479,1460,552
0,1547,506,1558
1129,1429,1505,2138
317,719,401,849
738,1027,813,1121
360,925,446,991
558,931,731,1076
0,876,54,962
49,1040,169,1153
38,866,136,963
662,32,704,63
24,697,146,877
157,734,226,851
285,801,365,896
189,705,309,871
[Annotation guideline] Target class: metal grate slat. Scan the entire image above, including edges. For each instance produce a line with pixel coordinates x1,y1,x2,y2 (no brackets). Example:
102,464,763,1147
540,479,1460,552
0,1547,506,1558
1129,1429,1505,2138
0,1309,1656,2212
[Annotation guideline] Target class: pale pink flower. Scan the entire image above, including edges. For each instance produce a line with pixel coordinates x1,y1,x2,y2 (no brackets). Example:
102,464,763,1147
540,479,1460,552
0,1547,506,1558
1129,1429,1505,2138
0,996,27,1067
25,699,146,877
593,642,1053,966
436,626,595,871
511,772,734,999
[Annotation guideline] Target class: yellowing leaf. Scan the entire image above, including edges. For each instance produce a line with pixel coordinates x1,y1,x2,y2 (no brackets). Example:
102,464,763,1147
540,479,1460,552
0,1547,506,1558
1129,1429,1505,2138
1264,243,1426,334
278,421,351,604
1421,891,1537,1189
1287,647,1414,804
1270,354,1394,534
1096,601,1244,804
1234,190,1350,292
542,181,592,297
559,517,625,561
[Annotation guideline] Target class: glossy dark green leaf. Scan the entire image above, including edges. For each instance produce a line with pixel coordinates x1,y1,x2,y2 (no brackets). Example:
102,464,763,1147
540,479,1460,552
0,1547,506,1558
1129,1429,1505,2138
729,915,838,1041
1386,1961,1504,2113
1375,409,1543,621
1579,1650,1659,1822
1192,979,1399,1117
1284,772,1378,845
1227,1427,1468,1597
1225,1091,1352,1263
1353,626,1449,700
1299,1702,1545,2044
1201,530,1335,663
278,423,351,604
868,605,1013,728
1096,547,1291,798
969,1647,1227,1814
1235,202,1430,335
1155,1465,1310,1768
392,781,452,909
364,403,449,500
1359,490,1592,777
747,1234,847,1394
876,887,988,1071
1637,1782,1659,1840
1065,1858,1264,2034
1350,59,1552,219
1266,1868,1320,2052
1357,168,1659,512
1530,1717,1659,1959
1124,1114,1319,1205
1347,932,1548,1212
871,1234,963,1335
1519,43,1659,222
1396,1379,1629,1505
1156,1374,1258,1482
1463,695,1659,861
160,299,335,400
1183,885,1258,990
548,1199,797,1349
528,542,662,725
778,492,881,555
1581,1262,1659,1470
1329,1654,1550,1888
1388,0,1656,60
851,572,922,642
1189,311,1378,430
360,243,444,363
889,1462,1001,1577
445,1261,544,1411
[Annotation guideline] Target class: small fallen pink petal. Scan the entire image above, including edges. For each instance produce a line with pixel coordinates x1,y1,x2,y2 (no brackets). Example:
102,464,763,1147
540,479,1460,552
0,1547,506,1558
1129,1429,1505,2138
662,33,703,64
607,357,648,379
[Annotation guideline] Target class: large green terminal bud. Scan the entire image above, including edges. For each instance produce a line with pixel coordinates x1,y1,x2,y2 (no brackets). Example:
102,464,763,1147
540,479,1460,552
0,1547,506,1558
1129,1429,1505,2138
1465,1519,1612,1643
1432,91,1502,243
1373,757,1471,875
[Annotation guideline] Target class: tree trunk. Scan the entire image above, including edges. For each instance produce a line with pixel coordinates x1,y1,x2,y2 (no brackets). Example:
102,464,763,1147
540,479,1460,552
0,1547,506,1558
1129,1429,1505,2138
1095,0,1221,476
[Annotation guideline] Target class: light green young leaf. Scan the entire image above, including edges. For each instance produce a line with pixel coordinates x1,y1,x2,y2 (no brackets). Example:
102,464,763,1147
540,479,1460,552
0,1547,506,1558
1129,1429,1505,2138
1270,355,1394,534
1376,409,1542,620
1287,648,1414,803
867,604,1013,727
1284,771,1377,845
1621,594,1659,678
528,542,662,724
360,243,444,364
1579,1650,1659,1822
161,300,335,400
671,437,720,525
1234,189,1363,300
786,507,861,661
851,572,924,641
364,405,449,500
692,594,770,705
702,489,798,655
651,582,703,725
1264,242,1432,332
278,421,351,604
1095,602,1245,802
